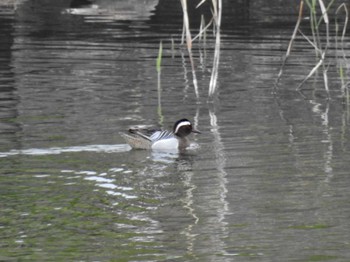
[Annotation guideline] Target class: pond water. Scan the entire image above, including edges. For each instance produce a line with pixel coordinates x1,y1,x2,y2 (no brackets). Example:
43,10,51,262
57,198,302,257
1,0,350,261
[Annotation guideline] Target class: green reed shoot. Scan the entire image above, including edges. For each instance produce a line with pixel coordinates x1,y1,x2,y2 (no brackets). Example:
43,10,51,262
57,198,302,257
156,41,163,73
157,41,164,126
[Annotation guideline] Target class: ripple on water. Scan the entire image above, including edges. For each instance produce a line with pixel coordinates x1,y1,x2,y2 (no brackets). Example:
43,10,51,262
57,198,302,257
0,144,131,158
60,167,139,200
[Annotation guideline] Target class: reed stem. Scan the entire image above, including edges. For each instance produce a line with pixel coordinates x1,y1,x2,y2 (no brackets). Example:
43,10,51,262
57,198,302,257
157,41,164,126
275,0,304,85
180,0,199,99
208,0,222,98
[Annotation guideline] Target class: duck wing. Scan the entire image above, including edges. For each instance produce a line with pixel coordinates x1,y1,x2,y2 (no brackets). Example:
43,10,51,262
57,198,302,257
150,130,175,142
128,128,154,141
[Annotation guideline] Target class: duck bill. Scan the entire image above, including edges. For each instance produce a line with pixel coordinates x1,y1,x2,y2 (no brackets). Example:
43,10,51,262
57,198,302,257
192,129,201,134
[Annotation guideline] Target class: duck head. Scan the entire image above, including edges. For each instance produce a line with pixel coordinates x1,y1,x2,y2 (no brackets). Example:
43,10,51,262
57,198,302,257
173,118,201,138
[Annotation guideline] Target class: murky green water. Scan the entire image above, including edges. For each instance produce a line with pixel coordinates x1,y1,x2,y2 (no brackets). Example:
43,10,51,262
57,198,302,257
1,0,350,261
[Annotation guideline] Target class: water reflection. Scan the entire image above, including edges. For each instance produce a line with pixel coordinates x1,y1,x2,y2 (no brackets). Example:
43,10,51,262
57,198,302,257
0,6,20,151
0,144,130,157
68,0,158,21
206,108,230,256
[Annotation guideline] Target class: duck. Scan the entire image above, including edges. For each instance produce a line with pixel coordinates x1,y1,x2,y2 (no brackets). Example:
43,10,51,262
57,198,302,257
120,118,200,151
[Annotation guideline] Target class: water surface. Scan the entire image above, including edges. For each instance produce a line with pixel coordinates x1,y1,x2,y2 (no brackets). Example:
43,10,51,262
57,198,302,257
1,0,350,261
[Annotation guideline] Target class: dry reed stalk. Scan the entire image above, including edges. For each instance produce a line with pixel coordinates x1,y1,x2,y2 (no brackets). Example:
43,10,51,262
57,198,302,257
317,0,330,96
208,36,221,98
298,29,321,52
336,3,348,45
196,0,206,8
181,22,185,45
318,0,329,46
189,52,199,98
276,0,304,85
208,0,222,98
180,0,192,49
180,0,199,98
296,51,325,90
199,15,205,41
335,4,349,100
193,16,213,42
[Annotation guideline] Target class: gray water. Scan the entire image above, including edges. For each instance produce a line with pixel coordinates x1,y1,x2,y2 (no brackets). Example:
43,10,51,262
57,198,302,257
1,0,350,261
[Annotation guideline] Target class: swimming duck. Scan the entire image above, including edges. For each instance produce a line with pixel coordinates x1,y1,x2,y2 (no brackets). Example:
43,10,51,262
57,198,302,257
121,118,200,151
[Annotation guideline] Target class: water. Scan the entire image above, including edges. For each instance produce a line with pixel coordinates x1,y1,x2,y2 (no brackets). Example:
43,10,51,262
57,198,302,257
1,0,350,261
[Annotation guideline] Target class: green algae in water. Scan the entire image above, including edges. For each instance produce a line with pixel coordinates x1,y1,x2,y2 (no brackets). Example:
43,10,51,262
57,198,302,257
288,224,332,230
307,254,339,261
